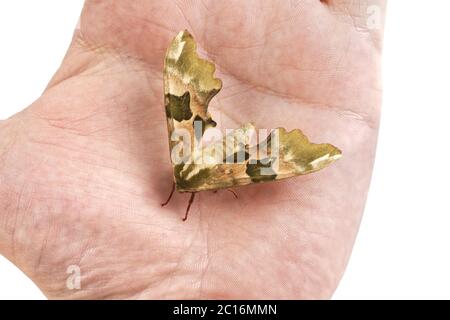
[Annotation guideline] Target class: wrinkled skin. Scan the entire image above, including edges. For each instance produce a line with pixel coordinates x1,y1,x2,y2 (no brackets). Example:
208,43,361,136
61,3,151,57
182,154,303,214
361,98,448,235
0,0,385,299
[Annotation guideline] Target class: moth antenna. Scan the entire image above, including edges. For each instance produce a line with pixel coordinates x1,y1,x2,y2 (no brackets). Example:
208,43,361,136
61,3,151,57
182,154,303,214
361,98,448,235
183,193,196,221
227,188,238,199
161,182,176,207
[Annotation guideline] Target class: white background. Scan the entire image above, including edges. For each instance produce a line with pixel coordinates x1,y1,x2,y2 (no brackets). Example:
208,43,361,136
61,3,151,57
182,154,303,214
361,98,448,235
0,1,449,299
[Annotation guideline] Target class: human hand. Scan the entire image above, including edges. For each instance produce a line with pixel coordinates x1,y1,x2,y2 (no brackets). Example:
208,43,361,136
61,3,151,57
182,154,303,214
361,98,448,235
0,0,385,299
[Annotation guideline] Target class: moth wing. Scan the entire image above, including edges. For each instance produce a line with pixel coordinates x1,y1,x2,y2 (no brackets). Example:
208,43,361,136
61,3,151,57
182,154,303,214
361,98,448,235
164,30,222,151
173,126,342,192
163,30,342,193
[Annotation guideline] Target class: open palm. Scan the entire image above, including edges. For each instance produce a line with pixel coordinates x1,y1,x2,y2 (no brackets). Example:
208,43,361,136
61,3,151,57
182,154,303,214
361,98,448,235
0,0,385,299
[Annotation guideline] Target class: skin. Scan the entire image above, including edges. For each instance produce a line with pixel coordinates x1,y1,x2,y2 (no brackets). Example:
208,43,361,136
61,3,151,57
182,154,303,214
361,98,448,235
0,0,386,299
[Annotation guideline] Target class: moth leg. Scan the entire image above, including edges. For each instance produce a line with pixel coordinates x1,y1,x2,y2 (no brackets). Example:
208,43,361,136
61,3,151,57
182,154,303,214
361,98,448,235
183,193,196,221
226,188,238,199
161,182,176,207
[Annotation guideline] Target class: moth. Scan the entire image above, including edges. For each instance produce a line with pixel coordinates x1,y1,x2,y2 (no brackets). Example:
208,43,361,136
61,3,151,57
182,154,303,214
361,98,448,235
162,30,342,220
